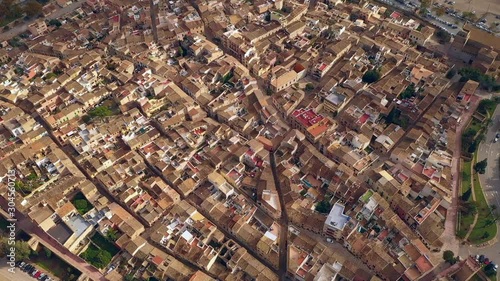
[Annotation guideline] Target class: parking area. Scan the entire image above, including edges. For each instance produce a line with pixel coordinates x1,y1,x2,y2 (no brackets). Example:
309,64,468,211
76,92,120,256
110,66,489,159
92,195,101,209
0,260,35,281
0,259,59,281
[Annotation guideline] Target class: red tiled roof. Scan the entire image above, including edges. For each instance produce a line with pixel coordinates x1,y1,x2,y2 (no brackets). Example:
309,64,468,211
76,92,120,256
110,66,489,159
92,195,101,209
292,108,324,128
415,255,433,273
358,113,370,124
152,255,164,265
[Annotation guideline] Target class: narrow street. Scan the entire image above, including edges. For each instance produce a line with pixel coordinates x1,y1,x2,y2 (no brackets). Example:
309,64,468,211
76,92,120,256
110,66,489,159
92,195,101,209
149,0,158,42
270,153,289,280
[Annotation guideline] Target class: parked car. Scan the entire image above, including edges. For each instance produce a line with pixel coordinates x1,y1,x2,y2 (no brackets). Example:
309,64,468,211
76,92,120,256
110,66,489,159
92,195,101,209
479,255,485,263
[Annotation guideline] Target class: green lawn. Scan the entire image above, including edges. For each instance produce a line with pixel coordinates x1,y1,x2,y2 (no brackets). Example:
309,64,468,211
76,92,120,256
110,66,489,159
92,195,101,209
461,161,472,193
91,233,120,256
468,166,498,244
361,190,374,203
457,160,474,238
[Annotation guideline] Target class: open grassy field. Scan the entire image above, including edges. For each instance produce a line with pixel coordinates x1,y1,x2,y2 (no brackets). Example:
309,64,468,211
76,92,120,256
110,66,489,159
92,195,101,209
468,156,498,244
457,160,474,238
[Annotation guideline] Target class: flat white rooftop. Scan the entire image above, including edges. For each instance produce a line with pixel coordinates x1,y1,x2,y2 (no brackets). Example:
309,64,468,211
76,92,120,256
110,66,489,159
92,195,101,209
325,203,350,231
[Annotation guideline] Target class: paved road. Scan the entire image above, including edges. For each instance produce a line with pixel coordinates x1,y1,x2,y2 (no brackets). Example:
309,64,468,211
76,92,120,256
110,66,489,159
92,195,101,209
270,153,289,280
459,104,499,279
0,0,87,41
376,0,462,35
478,106,500,214
443,95,481,255
149,0,158,42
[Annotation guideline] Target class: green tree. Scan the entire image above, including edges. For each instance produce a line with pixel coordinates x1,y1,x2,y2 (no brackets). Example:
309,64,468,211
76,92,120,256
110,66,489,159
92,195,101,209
362,70,381,84
48,19,62,27
23,0,43,18
446,69,456,79
82,115,92,124
442,250,457,264
0,0,21,18
44,247,52,258
74,199,88,213
400,83,416,99
435,29,451,44
106,229,118,242
461,188,472,201
460,201,478,215
461,128,477,152
433,6,445,16
94,251,112,268
462,11,477,21
80,246,112,269
477,99,497,115
459,67,499,91
474,159,487,174
0,238,32,261
315,200,332,214
305,83,314,91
